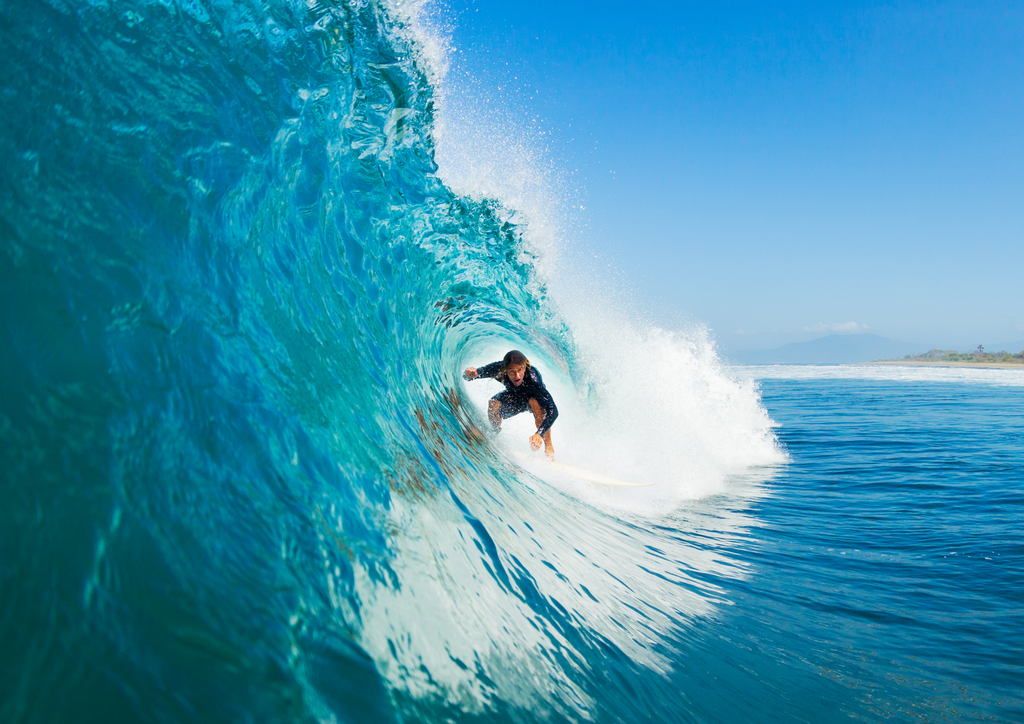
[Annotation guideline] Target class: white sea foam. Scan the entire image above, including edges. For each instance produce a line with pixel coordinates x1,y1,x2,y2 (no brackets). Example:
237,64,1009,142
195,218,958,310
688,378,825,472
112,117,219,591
430,71,786,511
734,363,1024,387
462,308,784,515
406,2,784,512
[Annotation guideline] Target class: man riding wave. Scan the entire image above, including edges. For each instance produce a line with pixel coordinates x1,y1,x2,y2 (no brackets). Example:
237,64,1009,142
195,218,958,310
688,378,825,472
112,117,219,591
464,350,558,460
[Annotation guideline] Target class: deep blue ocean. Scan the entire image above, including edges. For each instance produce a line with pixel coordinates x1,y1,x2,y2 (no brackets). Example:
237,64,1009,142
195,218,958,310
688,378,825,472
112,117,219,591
2,1,1022,721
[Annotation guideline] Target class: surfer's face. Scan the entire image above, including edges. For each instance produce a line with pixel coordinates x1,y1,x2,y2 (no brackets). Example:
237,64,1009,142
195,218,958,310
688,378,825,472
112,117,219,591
507,363,526,386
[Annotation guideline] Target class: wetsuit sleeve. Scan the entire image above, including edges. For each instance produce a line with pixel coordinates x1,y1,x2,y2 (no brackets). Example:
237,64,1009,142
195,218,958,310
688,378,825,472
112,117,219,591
531,369,559,437
475,361,503,379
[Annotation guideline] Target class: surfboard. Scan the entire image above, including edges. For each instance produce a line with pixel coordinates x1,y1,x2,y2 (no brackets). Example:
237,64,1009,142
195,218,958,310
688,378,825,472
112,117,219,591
510,451,654,487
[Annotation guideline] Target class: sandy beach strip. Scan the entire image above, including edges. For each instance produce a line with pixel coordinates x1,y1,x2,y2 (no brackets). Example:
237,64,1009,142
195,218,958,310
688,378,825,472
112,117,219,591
865,360,1024,370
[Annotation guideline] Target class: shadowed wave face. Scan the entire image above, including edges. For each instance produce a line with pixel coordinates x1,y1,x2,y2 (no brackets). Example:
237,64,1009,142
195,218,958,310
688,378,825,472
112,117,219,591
0,1,778,722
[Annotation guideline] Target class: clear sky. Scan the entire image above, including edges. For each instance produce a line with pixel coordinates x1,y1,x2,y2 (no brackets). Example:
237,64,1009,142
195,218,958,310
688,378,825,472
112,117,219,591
429,0,1024,353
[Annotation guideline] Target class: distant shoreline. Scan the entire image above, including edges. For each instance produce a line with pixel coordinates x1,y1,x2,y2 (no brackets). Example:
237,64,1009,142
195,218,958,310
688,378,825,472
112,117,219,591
865,360,1024,370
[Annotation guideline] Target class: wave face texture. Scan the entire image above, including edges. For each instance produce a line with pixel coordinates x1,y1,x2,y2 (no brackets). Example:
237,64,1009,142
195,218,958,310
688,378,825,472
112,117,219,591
0,1,781,721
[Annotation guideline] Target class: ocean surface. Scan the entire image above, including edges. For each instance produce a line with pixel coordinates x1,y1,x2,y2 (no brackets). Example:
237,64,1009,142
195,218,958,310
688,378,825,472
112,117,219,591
2,0,1022,722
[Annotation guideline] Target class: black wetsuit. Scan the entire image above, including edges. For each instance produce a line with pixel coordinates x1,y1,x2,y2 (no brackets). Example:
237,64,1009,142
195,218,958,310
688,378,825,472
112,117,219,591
474,361,559,437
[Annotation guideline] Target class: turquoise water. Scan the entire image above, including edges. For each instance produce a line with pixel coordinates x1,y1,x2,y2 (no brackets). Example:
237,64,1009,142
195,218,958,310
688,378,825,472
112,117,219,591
2,0,1022,721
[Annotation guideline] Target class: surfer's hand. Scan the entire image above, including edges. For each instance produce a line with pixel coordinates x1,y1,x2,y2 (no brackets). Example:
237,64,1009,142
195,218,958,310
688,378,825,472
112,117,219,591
463,367,478,380
529,434,542,451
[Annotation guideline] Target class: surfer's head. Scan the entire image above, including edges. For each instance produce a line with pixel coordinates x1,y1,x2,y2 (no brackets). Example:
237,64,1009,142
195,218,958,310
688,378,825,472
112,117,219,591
501,349,530,386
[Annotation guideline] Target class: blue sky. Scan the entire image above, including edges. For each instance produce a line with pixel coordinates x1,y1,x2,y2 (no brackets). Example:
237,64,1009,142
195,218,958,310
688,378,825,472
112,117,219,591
432,0,1024,353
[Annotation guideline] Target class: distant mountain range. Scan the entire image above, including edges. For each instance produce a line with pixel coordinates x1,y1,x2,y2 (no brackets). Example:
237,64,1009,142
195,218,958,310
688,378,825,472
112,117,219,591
729,334,928,365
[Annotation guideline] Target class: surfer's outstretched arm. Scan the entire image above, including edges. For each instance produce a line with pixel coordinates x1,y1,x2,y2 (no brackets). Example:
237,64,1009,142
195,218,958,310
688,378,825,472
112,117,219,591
464,361,502,381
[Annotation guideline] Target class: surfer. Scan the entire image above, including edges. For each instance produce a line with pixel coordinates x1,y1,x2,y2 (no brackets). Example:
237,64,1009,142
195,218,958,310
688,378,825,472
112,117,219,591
464,350,558,459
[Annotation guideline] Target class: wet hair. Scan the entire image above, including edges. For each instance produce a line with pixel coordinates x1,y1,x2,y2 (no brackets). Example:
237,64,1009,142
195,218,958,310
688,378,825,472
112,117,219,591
500,349,531,374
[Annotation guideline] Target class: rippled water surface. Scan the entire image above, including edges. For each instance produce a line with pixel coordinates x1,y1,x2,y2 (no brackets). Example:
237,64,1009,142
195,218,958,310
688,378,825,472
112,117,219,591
718,371,1024,723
